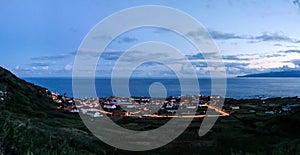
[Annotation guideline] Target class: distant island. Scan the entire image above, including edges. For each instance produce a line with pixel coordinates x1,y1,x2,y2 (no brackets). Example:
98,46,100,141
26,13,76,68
238,70,300,77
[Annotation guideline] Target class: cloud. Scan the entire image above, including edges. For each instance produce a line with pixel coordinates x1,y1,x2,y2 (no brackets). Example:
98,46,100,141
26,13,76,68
280,50,300,54
180,63,197,74
31,54,69,61
14,67,34,72
117,37,138,43
129,63,177,78
186,29,248,41
110,50,183,64
186,52,218,60
15,65,49,71
293,0,300,7
191,62,208,68
225,62,249,68
254,33,294,42
76,48,100,57
29,62,49,67
100,51,123,60
263,53,284,58
209,30,245,40
188,29,299,44
42,66,49,70
76,48,124,59
187,29,300,44
12,66,47,76
185,29,210,39
222,62,250,76
222,55,252,61
138,61,165,67
13,63,74,77
65,63,73,71
291,59,300,66
273,43,282,46
188,53,259,62
186,53,205,60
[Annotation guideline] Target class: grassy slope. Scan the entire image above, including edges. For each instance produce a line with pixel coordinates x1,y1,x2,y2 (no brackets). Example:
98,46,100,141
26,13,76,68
1,66,300,154
0,67,114,154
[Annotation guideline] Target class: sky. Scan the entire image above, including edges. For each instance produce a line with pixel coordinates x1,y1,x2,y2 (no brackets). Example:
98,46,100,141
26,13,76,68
1,0,300,77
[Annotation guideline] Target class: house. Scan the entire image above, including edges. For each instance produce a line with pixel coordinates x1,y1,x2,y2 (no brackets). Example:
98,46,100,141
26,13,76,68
166,109,177,113
51,93,58,100
65,98,75,105
131,96,151,105
54,99,63,104
93,112,103,117
166,103,174,108
230,105,240,110
158,100,180,115
103,104,117,110
85,111,103,117
166,96,180,102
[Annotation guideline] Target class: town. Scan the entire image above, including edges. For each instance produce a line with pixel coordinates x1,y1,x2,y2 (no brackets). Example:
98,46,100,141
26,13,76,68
48,90,300,119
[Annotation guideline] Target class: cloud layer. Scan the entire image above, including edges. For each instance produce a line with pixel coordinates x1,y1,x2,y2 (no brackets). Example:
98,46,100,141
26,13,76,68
12,26,300,78
185,28,300,44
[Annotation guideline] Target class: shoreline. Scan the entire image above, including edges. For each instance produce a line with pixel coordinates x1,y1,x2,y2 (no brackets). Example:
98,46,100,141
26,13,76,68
51,89,300,119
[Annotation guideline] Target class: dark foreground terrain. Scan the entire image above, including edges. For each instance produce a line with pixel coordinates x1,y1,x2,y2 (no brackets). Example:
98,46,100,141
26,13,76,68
1,66,300,154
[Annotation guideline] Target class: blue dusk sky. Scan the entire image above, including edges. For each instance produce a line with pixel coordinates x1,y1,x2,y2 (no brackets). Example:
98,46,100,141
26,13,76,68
1,0,300,77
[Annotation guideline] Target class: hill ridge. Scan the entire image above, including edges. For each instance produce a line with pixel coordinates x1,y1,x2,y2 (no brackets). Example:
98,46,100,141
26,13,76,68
238,70,300,77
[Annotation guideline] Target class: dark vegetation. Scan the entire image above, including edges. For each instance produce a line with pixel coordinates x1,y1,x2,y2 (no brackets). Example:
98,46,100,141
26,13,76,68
1,66,300,154
0,67,113,154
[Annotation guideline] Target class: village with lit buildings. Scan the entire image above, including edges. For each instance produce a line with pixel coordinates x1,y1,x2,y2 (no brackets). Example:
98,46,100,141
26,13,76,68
48,90,300,119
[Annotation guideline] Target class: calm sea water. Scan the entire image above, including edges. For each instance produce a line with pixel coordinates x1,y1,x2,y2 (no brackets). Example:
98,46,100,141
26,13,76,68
24,77,300,99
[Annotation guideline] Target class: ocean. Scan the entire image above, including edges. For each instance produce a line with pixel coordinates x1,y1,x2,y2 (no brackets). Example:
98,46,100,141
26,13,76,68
24,77,300,99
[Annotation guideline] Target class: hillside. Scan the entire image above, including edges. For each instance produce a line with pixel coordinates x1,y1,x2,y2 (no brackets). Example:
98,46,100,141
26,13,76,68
239,70,300,77
0,66,111,154
0,66,54,116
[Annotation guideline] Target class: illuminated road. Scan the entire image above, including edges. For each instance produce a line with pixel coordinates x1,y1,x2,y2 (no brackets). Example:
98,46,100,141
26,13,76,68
93,104,230,118
205,104,230,116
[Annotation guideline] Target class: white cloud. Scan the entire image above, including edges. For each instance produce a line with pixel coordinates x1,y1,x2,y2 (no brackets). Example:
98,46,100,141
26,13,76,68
15,65,20,70
65,63,73,71
42,66,49,70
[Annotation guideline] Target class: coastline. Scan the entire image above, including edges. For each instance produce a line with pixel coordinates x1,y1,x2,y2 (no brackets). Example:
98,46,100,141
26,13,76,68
2,66,300,154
